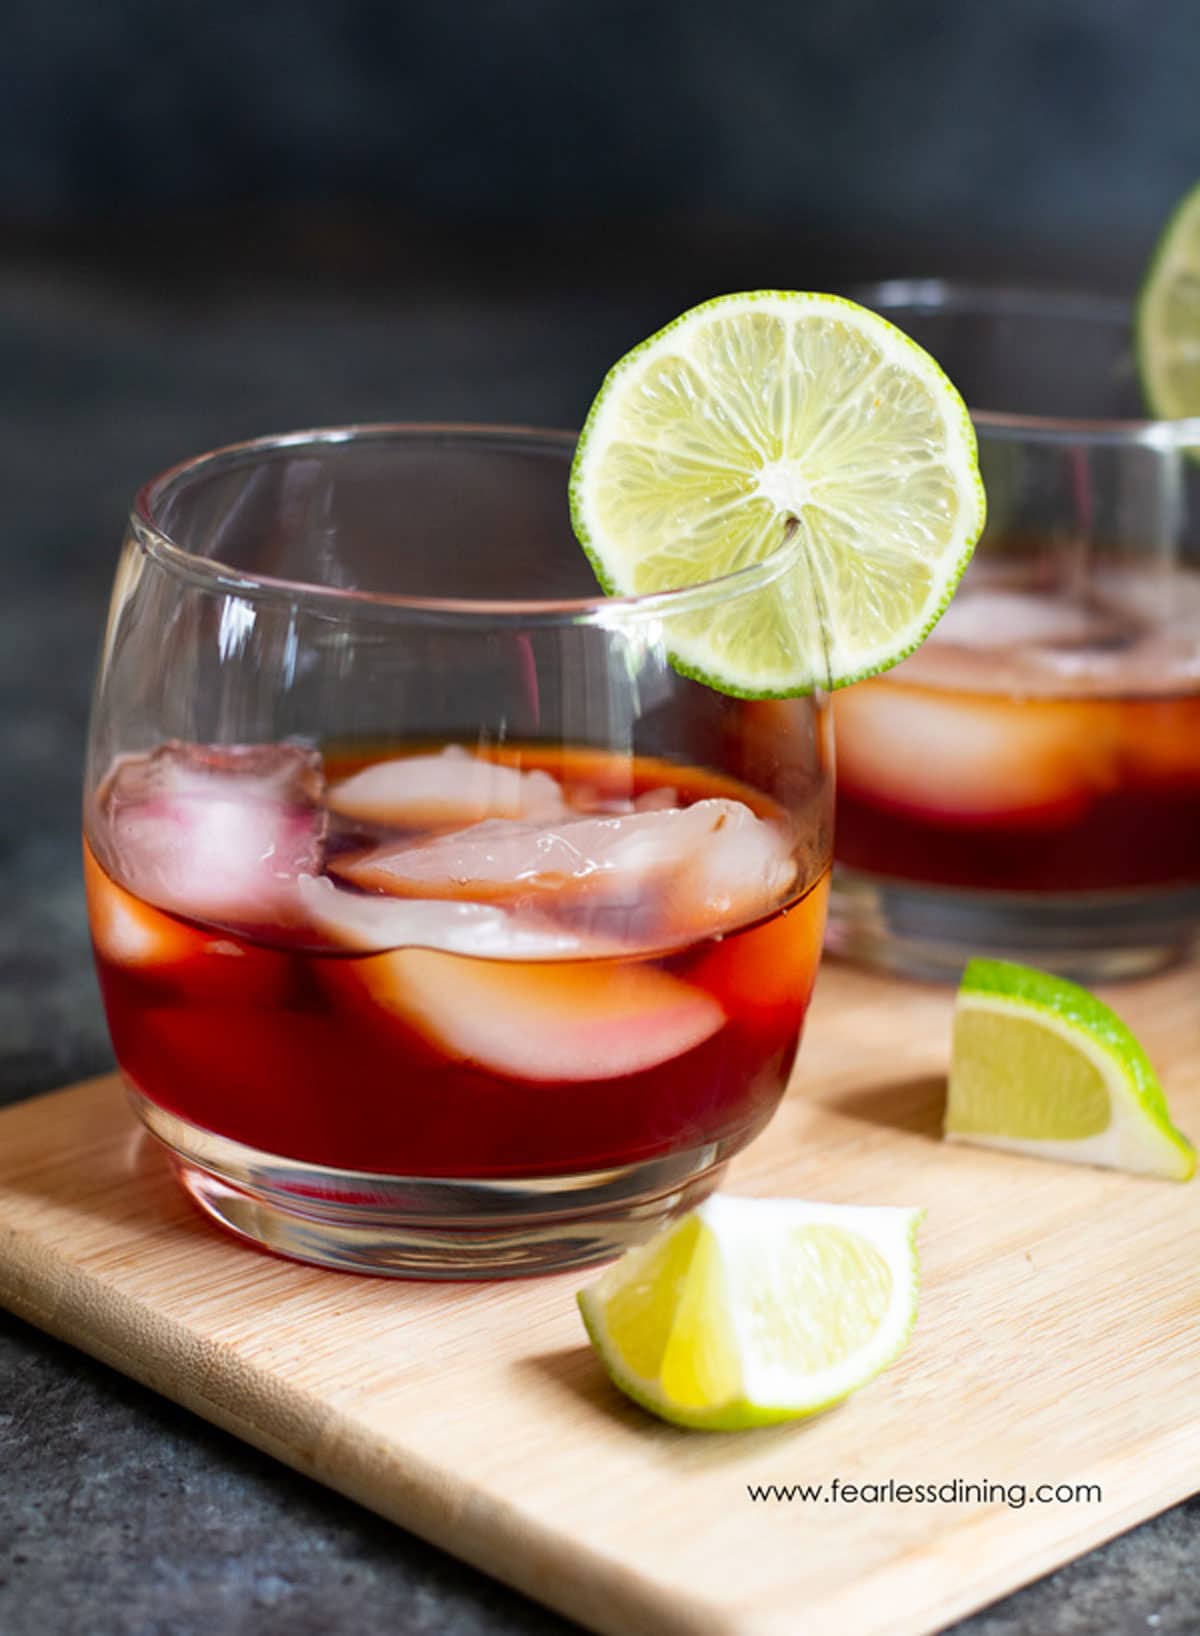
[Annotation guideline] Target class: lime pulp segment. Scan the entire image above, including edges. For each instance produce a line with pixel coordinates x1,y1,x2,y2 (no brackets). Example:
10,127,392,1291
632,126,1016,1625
569,291,986,698
577,1194,923,1430
946,959,1195,1181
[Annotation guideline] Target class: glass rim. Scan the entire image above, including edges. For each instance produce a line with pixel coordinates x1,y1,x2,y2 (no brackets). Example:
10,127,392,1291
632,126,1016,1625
131,421,802,626
851,277,1200,449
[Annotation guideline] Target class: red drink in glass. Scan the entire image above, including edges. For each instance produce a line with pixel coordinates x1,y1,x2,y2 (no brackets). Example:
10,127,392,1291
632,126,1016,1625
87,741,828,1183
836,666,1200,893
824,282,1200,982
831,575,1200,978
84,423,833,1274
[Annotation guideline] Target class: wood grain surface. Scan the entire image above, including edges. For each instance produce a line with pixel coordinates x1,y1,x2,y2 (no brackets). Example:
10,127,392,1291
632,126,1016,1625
1,959,1197,1636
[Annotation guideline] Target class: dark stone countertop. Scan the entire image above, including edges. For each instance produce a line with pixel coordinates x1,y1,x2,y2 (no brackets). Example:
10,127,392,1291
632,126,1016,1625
1,242,1195,1635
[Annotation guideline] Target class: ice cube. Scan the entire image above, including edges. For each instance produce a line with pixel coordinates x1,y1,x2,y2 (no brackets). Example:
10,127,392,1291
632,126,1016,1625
834,683,1117,820
84,839,298,1005
84,840,203,967
328,745,565,829
633,786,679,812
106,741,326,807
296,873,593,958
679,801,800,932
350,949,726,1081
97,742,327,929
331,798,797,936
567,783,681,817
930,589,1113,652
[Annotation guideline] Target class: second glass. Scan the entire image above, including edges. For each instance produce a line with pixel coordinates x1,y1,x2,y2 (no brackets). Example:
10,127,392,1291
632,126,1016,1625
84,426,832,1277
829,285,1200,982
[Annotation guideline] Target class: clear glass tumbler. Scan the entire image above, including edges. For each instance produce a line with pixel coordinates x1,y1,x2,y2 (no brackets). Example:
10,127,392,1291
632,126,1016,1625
829,284,1200,982
84,425,833,1277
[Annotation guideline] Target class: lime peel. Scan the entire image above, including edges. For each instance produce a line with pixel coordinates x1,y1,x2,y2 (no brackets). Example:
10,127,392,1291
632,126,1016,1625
577,1195,923,1431
946,959,1195,1181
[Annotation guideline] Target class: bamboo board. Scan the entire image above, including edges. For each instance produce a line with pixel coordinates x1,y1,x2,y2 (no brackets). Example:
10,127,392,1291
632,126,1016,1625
1,961,1197,1636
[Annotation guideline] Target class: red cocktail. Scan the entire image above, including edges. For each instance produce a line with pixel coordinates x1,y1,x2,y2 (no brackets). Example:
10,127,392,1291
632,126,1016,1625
831,572,1200,979
83,424,833,1274
825,284,1200,981
88,741,828,1181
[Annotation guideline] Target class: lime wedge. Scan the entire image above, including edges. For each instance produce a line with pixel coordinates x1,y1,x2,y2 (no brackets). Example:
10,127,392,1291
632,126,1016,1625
569,291,986,697
1137,180,1200,419
946,959,1195,1181
577,1195,922,1430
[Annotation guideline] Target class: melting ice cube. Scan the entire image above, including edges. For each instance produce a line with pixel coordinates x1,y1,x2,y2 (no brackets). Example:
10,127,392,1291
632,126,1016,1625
930,589,1123,652
633,786,680,813
350,948,726,1081
296,873,594,959
96,741,327,928
84,841,203,967
834,683,1115,819
332,798,797,938
681,801,801,931
328,745,565,828
84,840,298,1007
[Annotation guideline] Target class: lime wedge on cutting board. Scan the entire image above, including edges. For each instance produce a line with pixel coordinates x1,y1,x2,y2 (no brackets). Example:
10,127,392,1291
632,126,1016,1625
569,290,986,697
577,1194,923,1430
946,959,1195,1181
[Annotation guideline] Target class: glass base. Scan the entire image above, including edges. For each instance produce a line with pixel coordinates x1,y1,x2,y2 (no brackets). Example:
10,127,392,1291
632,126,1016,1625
827,866,1200,985
132,1091,736,1279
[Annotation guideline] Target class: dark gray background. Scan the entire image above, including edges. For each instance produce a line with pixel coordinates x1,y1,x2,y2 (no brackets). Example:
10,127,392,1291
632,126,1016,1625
6,0,1199,253
2,3,1197,1631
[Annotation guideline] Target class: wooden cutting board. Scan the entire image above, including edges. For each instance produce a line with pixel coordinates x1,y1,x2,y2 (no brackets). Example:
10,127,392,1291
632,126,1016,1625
1,960,1197,1636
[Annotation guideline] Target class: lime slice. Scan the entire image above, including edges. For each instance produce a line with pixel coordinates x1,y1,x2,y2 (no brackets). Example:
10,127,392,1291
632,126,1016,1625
946,959,1195,1181
576,1195,922,1430
1136,180,1200,419
569,291,986,697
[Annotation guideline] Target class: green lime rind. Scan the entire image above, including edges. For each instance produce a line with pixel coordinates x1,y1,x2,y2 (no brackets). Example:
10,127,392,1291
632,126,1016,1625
955,959,1195,1181
1135,179,1200,424
576,1203,924,1432
568,290,987,700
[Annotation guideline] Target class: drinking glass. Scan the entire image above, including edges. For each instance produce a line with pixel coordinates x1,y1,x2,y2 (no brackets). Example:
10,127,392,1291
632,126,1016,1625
85,425,832,1277
828,284,1200,982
